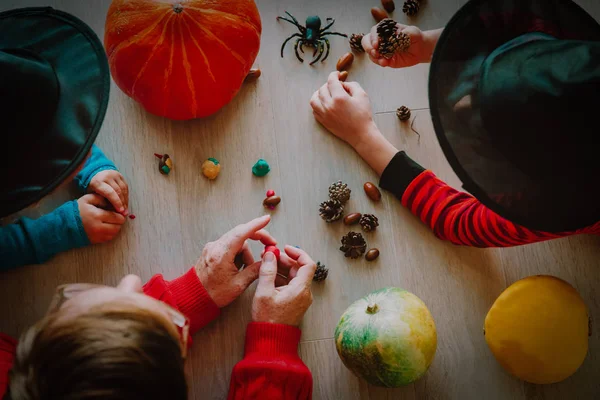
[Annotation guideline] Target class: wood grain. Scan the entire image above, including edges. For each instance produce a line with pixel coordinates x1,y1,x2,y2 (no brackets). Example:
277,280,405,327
1,0,599,399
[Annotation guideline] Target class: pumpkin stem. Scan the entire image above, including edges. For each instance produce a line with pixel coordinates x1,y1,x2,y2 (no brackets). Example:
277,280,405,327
366,303,379,314
173,3,184,13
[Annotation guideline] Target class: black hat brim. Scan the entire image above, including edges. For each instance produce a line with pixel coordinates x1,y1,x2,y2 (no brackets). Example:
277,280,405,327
429,0,600,232
0,7,110,217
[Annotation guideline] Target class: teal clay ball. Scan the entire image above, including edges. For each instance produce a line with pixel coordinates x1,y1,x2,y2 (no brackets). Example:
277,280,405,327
252,159,270,177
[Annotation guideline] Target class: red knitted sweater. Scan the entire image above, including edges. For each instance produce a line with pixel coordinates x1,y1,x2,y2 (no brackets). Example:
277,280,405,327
0,268,312,399
380,151,600,246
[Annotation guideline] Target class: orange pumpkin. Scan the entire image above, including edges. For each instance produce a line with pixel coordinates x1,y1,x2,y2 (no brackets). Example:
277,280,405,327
104,0,261,120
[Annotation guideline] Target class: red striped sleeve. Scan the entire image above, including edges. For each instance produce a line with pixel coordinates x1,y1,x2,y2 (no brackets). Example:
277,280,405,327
401,171,594,247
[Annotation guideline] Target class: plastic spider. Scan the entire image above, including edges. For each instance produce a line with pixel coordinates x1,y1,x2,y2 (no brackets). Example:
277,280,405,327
277,12,347,65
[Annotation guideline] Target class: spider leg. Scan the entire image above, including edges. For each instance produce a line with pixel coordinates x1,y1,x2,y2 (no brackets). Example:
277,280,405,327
322,38,331,62
321,31,348,38
312,43,319,57
285,11,300,25
280,33,302,58
310,41,325,65
320,18,336,33
294,39,304,63
277,13,306,33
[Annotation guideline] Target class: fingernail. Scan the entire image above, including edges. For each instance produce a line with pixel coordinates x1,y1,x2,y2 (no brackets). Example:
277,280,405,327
294,245,301,249
264,252,275,262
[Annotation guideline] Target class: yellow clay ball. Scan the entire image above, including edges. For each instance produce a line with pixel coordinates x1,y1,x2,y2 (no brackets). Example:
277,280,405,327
484,275,589,384
202,159,221,180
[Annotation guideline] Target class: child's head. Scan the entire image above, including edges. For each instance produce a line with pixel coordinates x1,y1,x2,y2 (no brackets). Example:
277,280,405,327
9,276,188,400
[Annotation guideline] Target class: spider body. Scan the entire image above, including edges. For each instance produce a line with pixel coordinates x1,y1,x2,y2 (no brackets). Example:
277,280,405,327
277,12,347,65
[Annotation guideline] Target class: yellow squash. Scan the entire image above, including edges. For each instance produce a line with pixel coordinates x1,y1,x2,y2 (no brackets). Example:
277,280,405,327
484,275,590,384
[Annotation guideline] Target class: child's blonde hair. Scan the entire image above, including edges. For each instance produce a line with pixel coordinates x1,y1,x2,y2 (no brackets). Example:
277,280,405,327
9,304,187,400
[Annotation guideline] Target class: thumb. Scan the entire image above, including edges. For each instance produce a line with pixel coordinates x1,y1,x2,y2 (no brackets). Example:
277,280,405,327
342,82,363,97
256,252,277,296
234,261,261,291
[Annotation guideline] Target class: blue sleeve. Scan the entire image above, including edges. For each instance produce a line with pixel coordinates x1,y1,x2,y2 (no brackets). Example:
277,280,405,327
0,200,90,271
74,144,118,192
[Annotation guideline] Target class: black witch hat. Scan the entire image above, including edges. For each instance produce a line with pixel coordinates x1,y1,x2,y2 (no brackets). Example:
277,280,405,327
429,0,600,232
0,7,110,218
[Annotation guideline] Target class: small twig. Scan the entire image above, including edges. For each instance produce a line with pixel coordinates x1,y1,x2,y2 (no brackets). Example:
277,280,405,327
410,114,421,144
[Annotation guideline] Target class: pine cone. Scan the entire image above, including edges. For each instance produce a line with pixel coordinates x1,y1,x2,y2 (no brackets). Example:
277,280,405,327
319,199,344,222
403,0,420,16
340,232,367,259
313,261,329,282
360,214,379,232
396,105,411,121
376,18,397,40
349,33,365,52
329,181,351,204
379,31,411,59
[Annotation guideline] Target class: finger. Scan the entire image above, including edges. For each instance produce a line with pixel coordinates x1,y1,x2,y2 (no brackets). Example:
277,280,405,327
277,252,298,273
95,208,126,225
81,193,109,208
377,57,391,67
219,215,271,253
318,84,331,105
310,91,324,114
362,33,375,53
95,182,125,213
241,241,255,266
399,25,420,41
234,261,261,290
110,179,128,215
256,252,277,297
284,246,317,287
116,178,129,213
342,82,364,97
327,71,346,98
369,25,378,47
248,229,277,246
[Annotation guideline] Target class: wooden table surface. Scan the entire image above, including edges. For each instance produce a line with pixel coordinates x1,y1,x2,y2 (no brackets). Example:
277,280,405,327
1,1,600,399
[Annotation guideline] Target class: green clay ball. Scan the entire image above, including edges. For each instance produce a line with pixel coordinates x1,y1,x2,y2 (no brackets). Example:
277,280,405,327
161,165,171,175
252,159,270,177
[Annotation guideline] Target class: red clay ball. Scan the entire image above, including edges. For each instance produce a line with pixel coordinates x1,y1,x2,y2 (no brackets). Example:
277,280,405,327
264,245,280,260
266,189,275,197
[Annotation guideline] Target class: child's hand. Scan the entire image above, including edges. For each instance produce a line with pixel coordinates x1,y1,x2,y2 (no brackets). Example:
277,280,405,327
362,23,434,68
78,194,126,244
88,170,129,215
310,71,377,149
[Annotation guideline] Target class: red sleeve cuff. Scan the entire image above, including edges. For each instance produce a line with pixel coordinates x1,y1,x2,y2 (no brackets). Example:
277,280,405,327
166,268,221,334
244,322,302,358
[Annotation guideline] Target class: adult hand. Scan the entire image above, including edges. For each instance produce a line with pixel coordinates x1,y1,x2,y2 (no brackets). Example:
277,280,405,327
78,194,126,244
362,23,438,68
311,71,377,149
88,170,129,216
195,215,277,308
252,246,316,327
